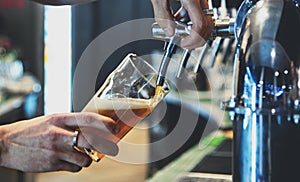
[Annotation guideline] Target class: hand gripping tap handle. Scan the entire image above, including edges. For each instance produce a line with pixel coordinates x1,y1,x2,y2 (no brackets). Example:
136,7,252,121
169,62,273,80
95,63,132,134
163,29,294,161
152,12,235,40
155,7,215,86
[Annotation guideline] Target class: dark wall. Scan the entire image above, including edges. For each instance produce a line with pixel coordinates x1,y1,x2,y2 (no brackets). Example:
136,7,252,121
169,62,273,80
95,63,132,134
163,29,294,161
72,0,156,65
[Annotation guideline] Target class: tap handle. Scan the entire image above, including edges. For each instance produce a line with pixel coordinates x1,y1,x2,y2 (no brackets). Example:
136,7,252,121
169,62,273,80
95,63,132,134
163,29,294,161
211,18,235,39
152,21,191,40
152,17,235,40
155,6,190,87
176,49,191,78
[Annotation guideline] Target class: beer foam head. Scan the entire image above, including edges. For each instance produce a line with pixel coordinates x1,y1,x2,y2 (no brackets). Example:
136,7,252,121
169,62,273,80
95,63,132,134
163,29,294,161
86,97,152,111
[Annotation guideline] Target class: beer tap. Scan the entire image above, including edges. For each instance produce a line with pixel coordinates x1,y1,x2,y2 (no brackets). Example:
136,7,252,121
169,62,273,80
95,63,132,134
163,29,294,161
156,35,180,87
152,8,235,87
173,7,192,80
193,40,212,74
176,49,191,78
154,6,218,87
155,6,194,87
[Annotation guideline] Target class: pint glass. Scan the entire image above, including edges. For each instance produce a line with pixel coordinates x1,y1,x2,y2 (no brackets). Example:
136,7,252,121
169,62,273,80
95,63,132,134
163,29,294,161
79,53,169,161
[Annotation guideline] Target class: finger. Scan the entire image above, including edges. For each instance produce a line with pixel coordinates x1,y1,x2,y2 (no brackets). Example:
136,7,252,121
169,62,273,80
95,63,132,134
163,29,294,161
64,128,119,157
55,124,118,157
181,0,206,47
58,151,92,169
180,0,213,48
49,112,120,134
56,160,83,173
181,30,207,49
200,0,210,9
76,128,119,156
151,0,175,36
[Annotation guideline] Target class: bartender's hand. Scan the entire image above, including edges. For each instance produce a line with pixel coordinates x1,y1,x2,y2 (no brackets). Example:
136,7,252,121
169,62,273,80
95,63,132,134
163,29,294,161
0,112,119,172
151,0,214,49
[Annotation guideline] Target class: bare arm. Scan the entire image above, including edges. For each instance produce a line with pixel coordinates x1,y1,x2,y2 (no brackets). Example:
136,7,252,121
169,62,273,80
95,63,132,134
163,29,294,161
31,0,96,5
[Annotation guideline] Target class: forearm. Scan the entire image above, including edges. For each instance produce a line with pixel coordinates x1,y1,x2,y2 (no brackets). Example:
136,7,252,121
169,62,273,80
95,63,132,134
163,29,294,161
31,0,97,5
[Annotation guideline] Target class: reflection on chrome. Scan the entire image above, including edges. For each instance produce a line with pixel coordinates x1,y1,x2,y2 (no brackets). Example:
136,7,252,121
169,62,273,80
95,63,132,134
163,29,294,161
221,0,300,181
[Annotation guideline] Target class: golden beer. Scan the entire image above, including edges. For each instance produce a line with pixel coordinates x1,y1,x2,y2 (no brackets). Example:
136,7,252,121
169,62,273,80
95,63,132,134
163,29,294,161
82,97,155,159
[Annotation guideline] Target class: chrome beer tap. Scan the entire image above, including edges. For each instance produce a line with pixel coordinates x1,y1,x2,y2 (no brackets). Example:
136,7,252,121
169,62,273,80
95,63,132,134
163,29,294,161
154,6,196,87
221,0,300,181
152,8,235,87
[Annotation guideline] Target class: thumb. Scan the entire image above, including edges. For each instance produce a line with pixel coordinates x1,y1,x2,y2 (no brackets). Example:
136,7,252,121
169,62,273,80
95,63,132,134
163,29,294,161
151,0,175,37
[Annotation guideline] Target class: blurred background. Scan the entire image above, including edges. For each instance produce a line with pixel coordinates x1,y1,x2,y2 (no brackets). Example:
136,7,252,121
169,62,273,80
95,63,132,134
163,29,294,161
0,0,241,181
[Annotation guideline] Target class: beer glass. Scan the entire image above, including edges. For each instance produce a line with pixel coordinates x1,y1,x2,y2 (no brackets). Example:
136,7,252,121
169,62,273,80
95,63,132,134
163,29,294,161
79,53,169,161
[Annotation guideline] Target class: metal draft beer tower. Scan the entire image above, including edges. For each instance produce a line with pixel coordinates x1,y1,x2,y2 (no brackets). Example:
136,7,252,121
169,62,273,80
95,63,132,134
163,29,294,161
222,0,300,181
